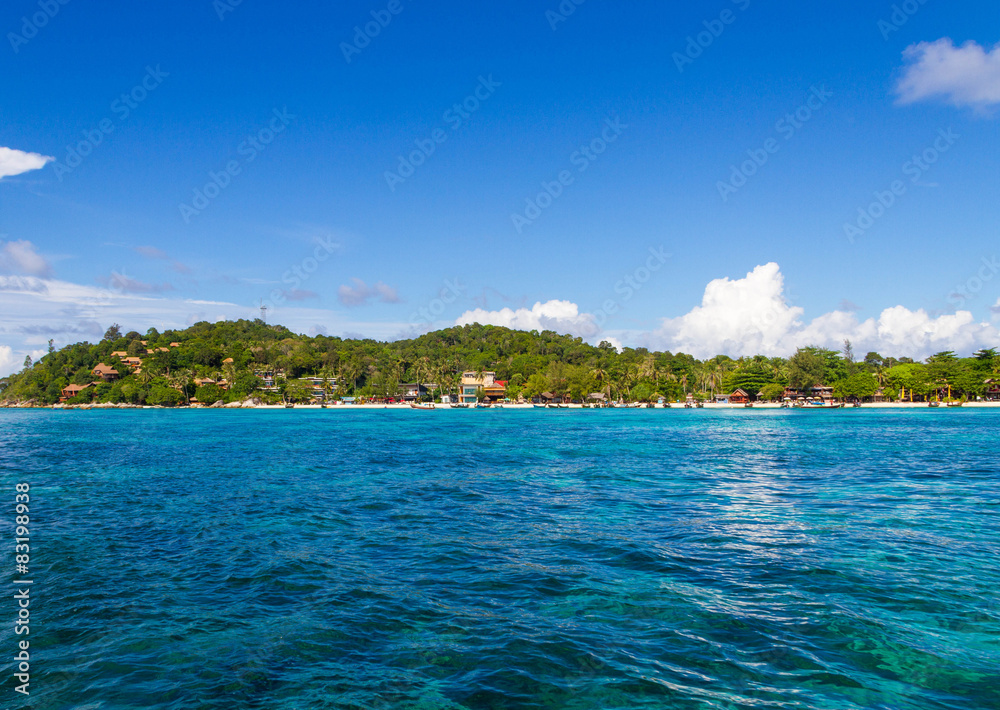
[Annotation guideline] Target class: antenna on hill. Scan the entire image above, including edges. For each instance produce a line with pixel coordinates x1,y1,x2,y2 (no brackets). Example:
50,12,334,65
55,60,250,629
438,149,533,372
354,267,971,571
259,299,268,324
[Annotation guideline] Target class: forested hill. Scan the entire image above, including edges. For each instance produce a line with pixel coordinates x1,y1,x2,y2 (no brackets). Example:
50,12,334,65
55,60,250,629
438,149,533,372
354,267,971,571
1,319,997,405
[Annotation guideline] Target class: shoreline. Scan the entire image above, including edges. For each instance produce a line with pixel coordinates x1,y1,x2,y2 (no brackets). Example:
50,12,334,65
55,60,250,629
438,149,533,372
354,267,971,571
8,401,1000,411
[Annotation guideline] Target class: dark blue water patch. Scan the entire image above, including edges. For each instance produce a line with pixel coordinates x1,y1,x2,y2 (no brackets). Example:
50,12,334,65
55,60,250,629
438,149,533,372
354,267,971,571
0,408,998,709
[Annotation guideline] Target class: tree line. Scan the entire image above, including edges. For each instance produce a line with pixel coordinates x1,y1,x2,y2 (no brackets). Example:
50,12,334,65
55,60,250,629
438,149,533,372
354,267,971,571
2,319,998,405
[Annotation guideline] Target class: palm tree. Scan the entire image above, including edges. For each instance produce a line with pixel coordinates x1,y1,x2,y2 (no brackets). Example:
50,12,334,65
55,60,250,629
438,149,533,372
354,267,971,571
591,367,609,397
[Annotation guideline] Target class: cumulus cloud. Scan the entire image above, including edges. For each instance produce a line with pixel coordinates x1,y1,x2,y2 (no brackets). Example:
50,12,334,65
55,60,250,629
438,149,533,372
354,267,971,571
653,263,803,356
0,240,52,277
647,263,999,359
338,279,400,307
0,147,54,179
0,345,16,376
456,299,600,338
896,38,1000,108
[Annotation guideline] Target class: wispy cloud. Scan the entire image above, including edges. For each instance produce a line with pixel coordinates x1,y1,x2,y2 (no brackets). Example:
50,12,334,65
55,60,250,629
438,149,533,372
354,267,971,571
0,147,54,179
338,279,400,307
0,240,53,277
283,289,319,302
133,245,192,274
896,38,1000,109
101,271,174,294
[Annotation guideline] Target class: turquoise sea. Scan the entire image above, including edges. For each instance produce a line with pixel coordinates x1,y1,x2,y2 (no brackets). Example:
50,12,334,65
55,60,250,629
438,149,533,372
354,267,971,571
1,409,998,709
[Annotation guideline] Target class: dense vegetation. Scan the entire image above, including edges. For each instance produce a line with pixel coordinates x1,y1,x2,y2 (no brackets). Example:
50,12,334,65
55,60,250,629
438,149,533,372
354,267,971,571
1,320,998,405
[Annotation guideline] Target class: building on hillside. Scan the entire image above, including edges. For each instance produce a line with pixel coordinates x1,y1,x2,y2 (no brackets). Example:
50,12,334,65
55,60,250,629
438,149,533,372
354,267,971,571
92,364,120,382
122,357,143,368
110,351,128,358
299,376,336,401
254,370,279,391
170,342,181,348
60,383,92,401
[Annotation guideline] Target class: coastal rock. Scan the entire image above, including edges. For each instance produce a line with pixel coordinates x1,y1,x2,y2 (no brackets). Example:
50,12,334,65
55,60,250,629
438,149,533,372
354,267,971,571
211,400,225,408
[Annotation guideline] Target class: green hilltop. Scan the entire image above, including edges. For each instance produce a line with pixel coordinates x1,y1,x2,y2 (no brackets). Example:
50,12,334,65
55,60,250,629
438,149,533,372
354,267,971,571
1,319,997,405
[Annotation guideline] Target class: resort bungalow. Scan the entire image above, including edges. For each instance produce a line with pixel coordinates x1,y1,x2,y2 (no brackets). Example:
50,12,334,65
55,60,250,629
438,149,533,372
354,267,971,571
482,380,507,402
254,370,279,391
110,351,128,358
728,389,750,405
299,376,332,401
811,385,835,401
92,364,120,382
60,383,92,401
122,357,143,368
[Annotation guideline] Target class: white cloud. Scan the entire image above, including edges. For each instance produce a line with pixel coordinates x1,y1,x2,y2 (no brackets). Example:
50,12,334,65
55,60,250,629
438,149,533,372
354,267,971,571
337,279,400,307
0,240,52,277
647,263,999,359
456,299,599,337
0,275,413,377
652,263,803,357
0,345,17,376
0,147,54,179
896,38,1000,108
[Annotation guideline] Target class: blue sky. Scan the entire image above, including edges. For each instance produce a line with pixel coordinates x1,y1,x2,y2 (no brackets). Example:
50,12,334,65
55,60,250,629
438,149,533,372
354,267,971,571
2,0,999,373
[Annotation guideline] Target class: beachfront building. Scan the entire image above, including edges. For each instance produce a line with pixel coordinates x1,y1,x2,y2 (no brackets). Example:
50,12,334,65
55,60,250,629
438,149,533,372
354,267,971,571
460,371,504,404
60,383,92,401
401,383,436,402
811,385,834,401
728,389,750,405
300,376,336,401
92,364,120,382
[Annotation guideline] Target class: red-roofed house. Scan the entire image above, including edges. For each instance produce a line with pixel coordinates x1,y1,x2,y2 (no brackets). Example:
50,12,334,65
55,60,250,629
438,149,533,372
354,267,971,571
92,364,120,382
60,383,92,401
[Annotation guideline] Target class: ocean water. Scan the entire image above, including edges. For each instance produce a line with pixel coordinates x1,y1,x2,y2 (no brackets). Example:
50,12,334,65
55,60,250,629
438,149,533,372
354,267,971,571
1,408,998,710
